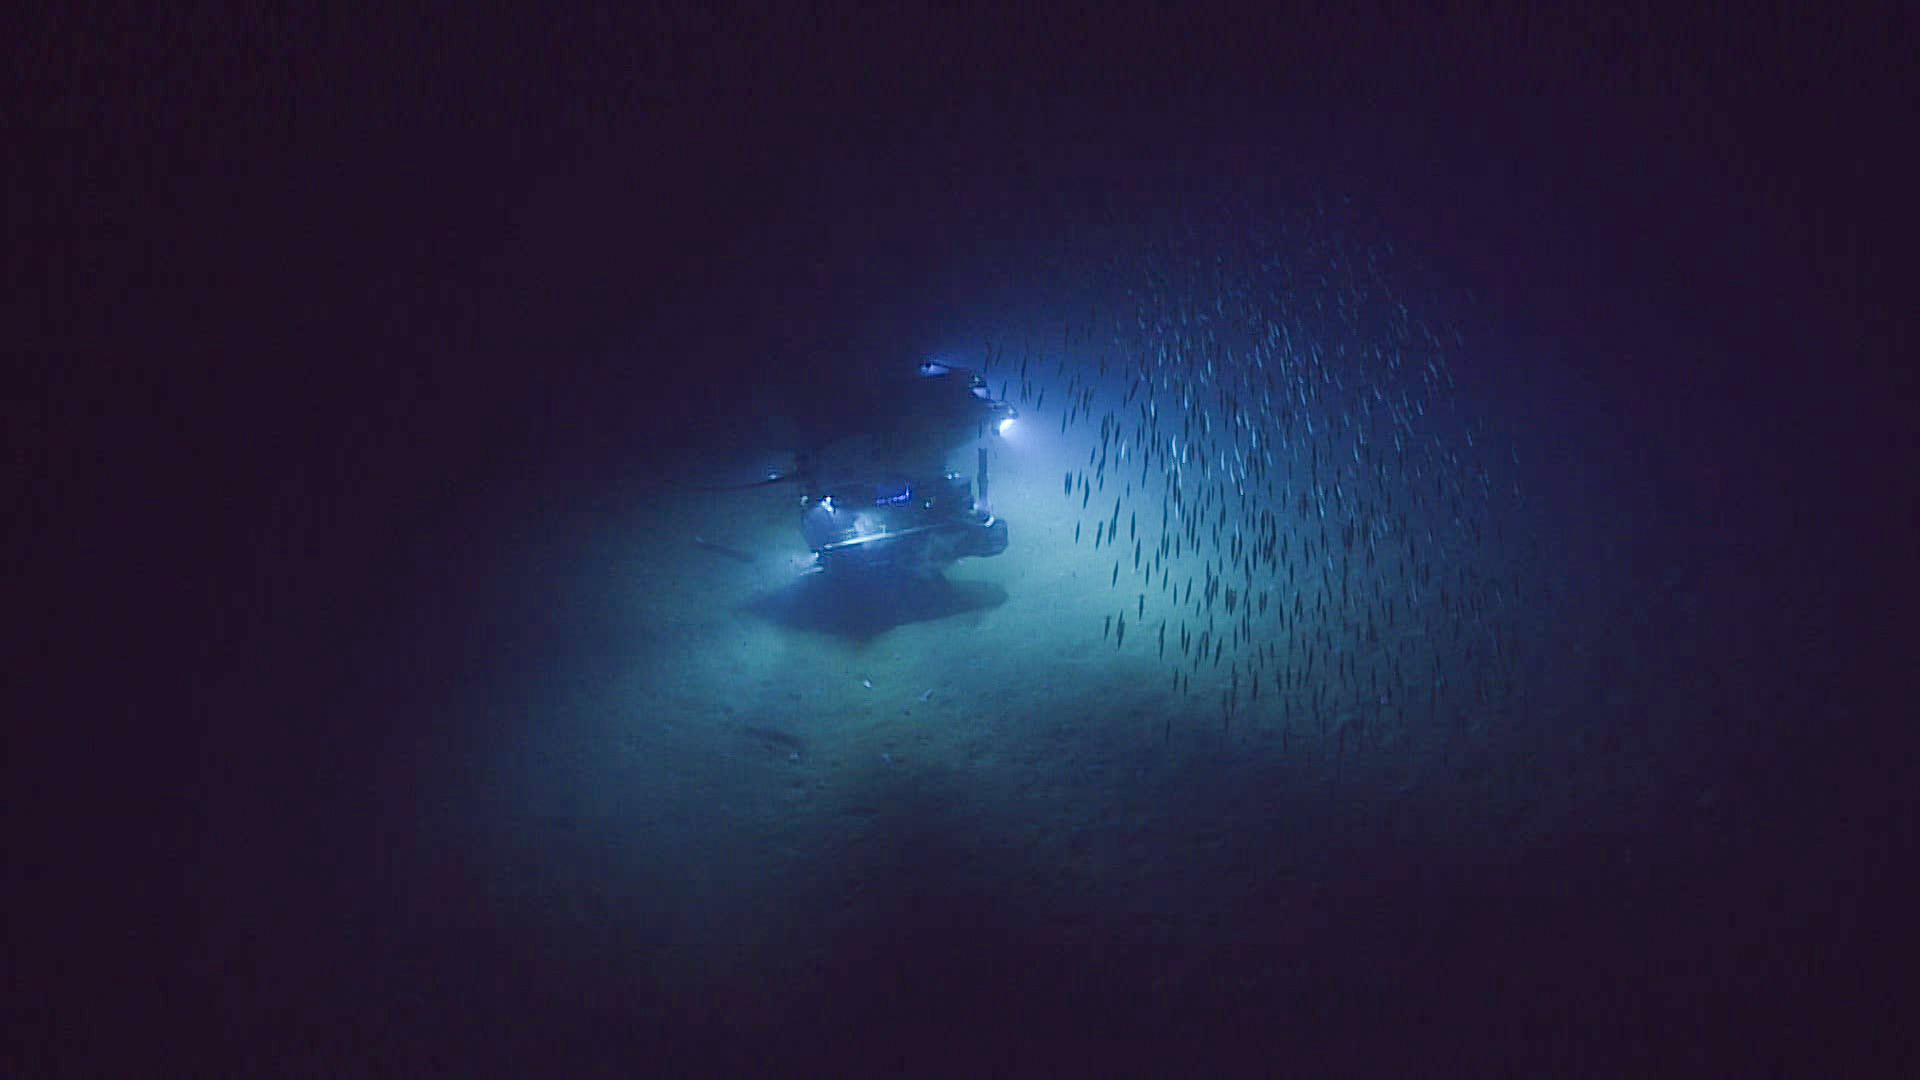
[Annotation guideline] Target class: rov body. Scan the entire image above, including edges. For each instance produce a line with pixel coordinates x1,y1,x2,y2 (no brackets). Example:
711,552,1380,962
800,461,1006,577
789,362,1014,577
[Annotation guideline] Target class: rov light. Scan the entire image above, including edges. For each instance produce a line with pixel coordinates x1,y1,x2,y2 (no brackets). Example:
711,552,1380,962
997,416,1016,436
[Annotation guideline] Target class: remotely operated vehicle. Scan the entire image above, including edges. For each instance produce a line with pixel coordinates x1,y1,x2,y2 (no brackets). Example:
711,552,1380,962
786,361,1015,577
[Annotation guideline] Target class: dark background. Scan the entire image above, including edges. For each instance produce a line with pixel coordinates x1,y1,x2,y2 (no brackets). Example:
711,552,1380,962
9,4,1913,1073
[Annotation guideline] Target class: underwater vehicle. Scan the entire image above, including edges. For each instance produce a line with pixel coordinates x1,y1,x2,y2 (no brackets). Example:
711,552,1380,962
779,361,1015,577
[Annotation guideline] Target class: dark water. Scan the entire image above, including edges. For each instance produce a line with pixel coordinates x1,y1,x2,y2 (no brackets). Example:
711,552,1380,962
12,11,1913,1075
